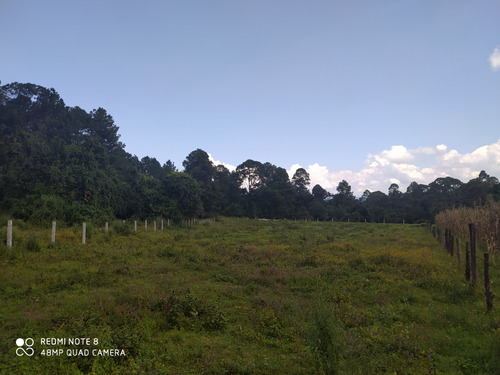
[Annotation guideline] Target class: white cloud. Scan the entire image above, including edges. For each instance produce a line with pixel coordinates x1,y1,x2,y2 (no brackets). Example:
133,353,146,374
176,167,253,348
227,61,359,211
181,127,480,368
389,178,401,185
414,146,436,155
379,145,414,163
392,163,424,180
285,139,500,196
442,149,460,162
489,46,500,71
461,144,500,164
308,163,337,189
207,152,236,172
421,168,436,176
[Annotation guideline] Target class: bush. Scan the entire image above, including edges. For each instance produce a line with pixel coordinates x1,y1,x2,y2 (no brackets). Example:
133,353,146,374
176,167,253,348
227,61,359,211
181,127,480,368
112,220,132,236
28,194,65,225
63,201,113,227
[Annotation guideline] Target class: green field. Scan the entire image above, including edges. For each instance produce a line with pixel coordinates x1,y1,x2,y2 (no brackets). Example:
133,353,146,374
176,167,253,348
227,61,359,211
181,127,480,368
1,218,499,374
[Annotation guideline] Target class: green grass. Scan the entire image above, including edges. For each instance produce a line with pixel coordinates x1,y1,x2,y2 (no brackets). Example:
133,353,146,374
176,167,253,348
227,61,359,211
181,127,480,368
0,218,499,374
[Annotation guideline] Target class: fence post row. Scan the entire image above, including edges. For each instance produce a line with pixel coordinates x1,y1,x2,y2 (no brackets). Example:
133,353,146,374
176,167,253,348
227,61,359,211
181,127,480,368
436,222,494,311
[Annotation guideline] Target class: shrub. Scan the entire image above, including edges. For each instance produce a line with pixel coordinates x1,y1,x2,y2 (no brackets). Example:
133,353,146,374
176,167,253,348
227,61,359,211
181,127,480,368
27,194,65,225
112,220,132,236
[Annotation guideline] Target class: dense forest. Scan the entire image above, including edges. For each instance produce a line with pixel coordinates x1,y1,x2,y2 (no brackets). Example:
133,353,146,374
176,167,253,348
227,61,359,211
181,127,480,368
1,82,499,225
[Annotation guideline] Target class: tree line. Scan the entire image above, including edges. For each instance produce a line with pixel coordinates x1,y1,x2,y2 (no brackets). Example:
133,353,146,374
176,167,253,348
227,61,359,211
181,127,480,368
1,82,499,225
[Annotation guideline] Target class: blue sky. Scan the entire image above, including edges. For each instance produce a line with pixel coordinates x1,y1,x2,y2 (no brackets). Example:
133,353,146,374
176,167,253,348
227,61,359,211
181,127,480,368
1,0,499,195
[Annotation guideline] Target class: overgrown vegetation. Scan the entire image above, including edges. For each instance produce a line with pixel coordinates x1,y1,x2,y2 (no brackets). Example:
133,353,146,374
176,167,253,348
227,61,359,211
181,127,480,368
435,199,500,257
1,219,498,374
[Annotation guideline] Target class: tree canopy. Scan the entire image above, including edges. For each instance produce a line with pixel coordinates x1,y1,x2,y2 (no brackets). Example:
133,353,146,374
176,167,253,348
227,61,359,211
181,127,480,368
1,82,499,224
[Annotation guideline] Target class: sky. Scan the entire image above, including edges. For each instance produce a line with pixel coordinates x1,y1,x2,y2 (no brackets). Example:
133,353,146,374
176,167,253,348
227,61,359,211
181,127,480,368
1,0,499,195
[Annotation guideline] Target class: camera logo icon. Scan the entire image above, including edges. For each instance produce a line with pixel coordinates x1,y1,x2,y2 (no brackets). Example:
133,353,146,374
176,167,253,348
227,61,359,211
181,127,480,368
16,338,34,356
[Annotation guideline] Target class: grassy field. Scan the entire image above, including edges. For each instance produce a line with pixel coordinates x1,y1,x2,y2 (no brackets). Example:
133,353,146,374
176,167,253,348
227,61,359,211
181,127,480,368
0,218,499,374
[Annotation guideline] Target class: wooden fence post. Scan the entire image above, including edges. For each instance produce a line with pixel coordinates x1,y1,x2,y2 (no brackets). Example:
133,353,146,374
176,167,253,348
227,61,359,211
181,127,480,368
51,221,56,245
445,229,449,250
161,219,164,231
154,220,157,233
7,220,12,248
450,233,454,257
134,220,137,233
465,242,471,282
82,222,86,244
469,223,478,287
484,252,494,311
456,237,461,267
445,229,450,252
145,220,148,232
105,222,108,233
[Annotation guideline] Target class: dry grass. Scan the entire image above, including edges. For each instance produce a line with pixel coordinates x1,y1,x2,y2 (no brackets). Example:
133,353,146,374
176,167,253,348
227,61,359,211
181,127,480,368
435,199,500,257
